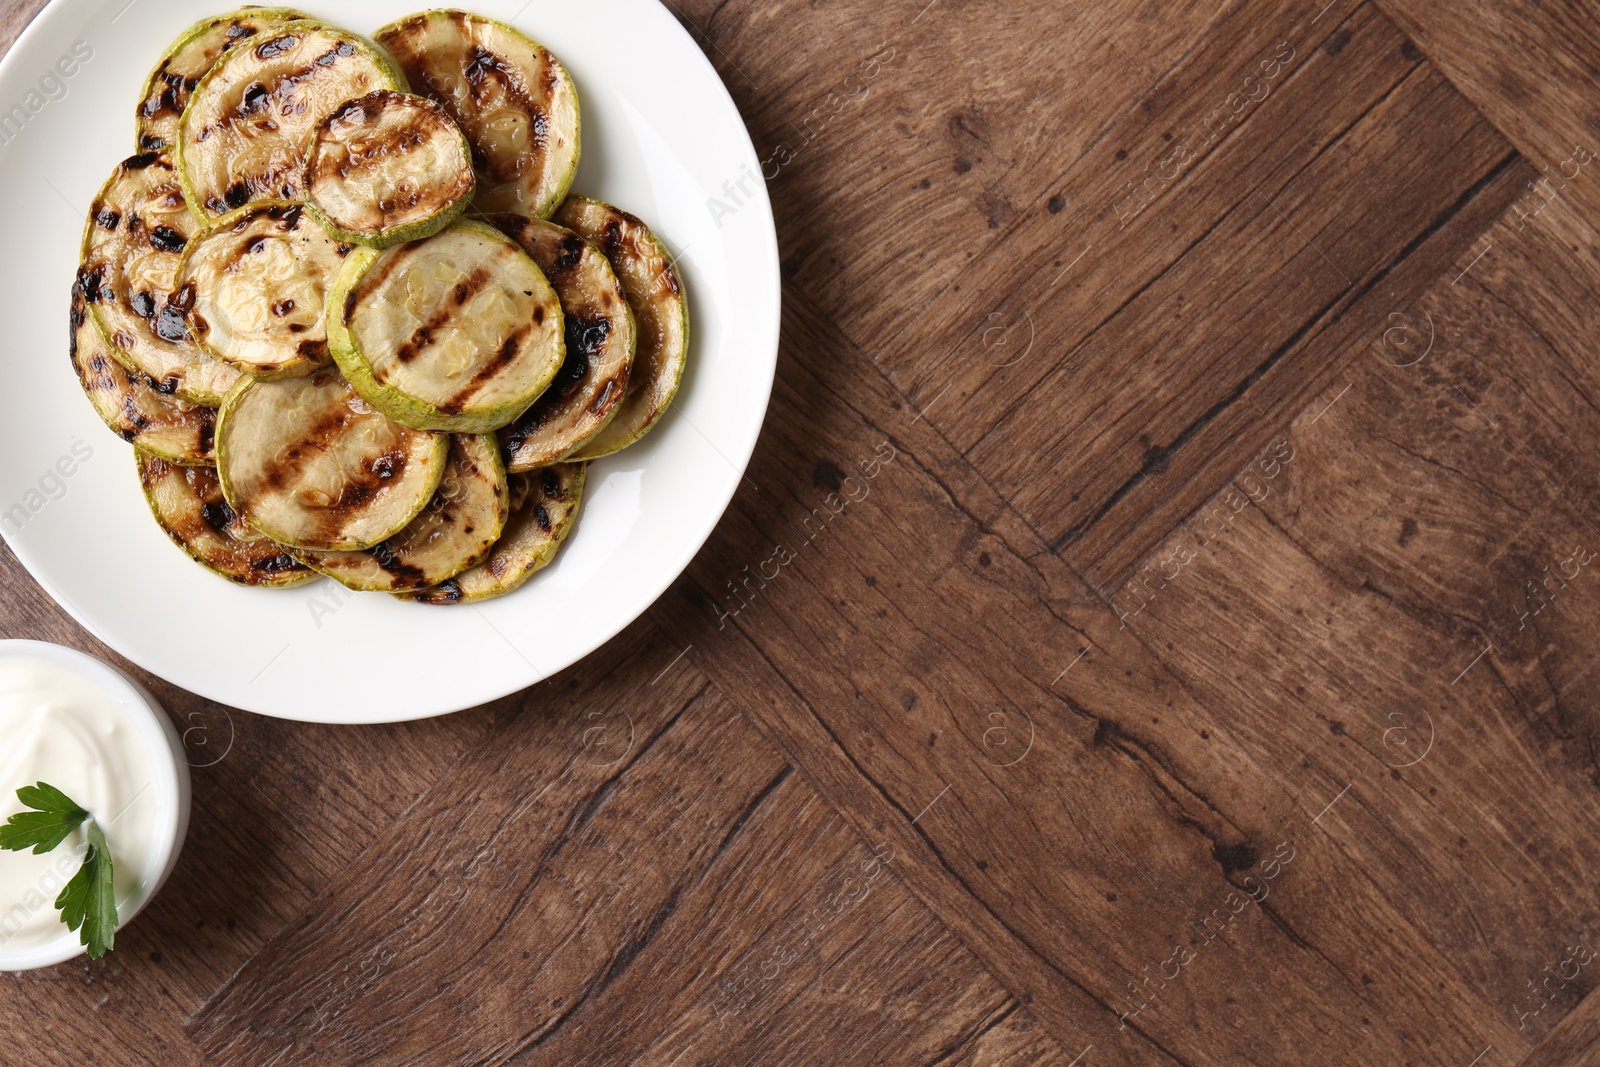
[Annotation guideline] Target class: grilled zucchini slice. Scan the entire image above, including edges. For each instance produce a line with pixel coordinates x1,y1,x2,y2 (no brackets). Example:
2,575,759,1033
79,153,242,405
487,215,634,470
135,7,309,154
176,201,351,378
137,450,314,587
295,433,507,591
401,461,584,604
71,285,214,464
553,197,689,459
216,368,448,550
306,90,475,248
178,20,406,219
327,220,565,433
375,11,579,219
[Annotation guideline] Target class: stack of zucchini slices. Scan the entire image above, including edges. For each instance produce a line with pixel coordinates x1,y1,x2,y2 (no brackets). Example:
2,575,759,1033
72,8,689,604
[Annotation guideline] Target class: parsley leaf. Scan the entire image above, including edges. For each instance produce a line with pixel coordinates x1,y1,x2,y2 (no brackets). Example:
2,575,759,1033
0,782,119,959
0,781,90,854
56,821,117,959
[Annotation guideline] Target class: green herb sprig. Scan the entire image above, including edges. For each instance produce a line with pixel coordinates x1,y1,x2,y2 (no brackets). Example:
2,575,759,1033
0,782,118,958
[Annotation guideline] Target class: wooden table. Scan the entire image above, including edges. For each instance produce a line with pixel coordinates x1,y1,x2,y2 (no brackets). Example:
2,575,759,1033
6,0,1600,1062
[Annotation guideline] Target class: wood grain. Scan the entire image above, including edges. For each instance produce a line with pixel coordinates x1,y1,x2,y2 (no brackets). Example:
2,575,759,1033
4,0,1600,1062
189,626,1060,1065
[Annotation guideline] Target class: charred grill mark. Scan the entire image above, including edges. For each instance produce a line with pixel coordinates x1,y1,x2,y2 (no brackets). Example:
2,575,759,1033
198,416,216,456
254,33,300,60
150,225,187,253
589,376,621,415
76,264,113,304
170,282,196,312
200,499,236,531
297,339,328,361
240,82,270,114
84,354,112,385
251,552,302,574
397,326,433,363
566,315,610,365
601,219,624,261
464,45,497,85
355,242,419,302
225,183,251,210
96,209,121,231
369,544,428,587
395,267,492,363
120,395,150,430
272,299,296,316
553,234,585,276
451,40,549,182
328,99,371,129
131,291,156,319
440,325,528,413
257,403,359,494
427,578,464,602
540,468,560,498
154,305,190,343
502,406,549,452
487,214,524,243
370,450,404,480
125,153,163,171
508,315,604,434
534,504,551,532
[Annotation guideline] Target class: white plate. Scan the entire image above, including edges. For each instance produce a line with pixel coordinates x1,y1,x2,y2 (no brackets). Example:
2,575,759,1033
0,0,778,722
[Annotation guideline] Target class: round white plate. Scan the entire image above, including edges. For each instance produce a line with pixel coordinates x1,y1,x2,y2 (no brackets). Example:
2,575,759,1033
0,0,778,722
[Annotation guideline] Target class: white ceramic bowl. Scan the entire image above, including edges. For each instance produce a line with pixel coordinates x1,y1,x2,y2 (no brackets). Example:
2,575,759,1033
0,640,191,970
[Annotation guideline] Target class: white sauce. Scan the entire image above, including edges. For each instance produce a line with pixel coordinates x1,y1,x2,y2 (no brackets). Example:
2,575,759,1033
0,656,155,951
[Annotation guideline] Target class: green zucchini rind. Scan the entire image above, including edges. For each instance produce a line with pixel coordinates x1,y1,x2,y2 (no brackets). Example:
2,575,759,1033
400,461,584,604
176,201,351,378
553,196,689,460
294,433,507,591
306,90,475,248
487,215,635,471
375,11,580,219
136,450,314,587
178,20,407,220
327,220,565,433
216,368,449,551
135,7,310,154
79,153,243,405
71,285,215,465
